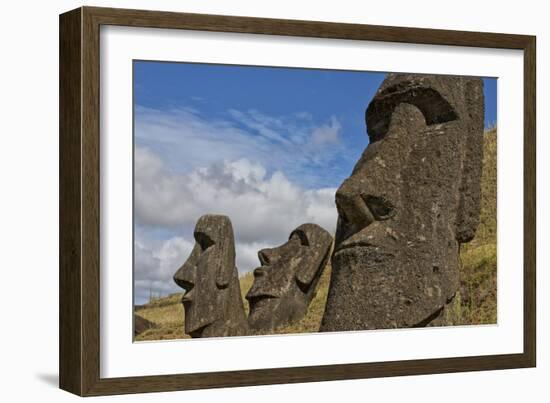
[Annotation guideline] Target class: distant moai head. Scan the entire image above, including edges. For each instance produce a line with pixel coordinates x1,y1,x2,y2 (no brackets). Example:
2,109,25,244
173,214,248,338
321,74,485,332
246,224,332,333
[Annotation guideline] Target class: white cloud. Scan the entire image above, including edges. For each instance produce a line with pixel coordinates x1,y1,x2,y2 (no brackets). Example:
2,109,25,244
134,235,274,304
133,147,338,303
135,106,346,188
227,109,295,145
235,241,273,274
134,236,194,303
133,106,347,303
135,146,337,243
310,116,342,146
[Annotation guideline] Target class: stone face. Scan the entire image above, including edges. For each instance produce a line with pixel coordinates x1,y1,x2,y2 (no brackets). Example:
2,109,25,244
173,215,248,338
321,74,484,332
246,224,333,333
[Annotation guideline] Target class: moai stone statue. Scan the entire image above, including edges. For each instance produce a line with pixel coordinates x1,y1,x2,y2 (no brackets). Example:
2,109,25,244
173,215,248,338
246,224,333,334
321,73,484,331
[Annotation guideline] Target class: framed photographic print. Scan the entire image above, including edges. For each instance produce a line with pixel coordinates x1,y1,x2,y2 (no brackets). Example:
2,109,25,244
59,6,536,396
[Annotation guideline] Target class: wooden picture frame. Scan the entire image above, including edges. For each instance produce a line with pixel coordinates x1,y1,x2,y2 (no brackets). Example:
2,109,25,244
59,6,536,396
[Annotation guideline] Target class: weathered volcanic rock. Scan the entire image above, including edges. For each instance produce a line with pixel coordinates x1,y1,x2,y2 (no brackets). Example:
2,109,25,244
134,315,154,337
246,224,333,334
173,215,248,338
321,74,484,331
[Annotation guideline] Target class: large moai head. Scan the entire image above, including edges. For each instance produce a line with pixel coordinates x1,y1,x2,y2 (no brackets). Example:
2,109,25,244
321,74,484,331
173,215,248,338
246,224,333,333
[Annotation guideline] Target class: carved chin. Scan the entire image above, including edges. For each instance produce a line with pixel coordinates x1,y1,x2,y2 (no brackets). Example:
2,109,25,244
247,296,281,330
186,323,210,338
248,294,310,333
182,304,215,338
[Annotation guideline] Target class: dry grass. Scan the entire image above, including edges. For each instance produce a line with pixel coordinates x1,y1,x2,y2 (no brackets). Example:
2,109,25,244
445,128,497,325
135,128,498,340
134,294,189,341
239,271,254,316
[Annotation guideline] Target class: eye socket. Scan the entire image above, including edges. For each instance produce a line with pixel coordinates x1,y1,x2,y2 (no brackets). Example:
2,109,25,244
194,232,215,251
290,230,309,246
363,195,395,220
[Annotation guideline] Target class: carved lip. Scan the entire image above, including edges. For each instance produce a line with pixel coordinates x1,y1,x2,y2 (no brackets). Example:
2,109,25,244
247,294,279,316
246,292,278,301
181,290,194,303
253,264,269,274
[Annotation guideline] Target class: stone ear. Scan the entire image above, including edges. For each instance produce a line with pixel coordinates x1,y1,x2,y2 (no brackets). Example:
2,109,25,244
215,234,236,288
295,256,325,288
295,230,332,288
455,79,485,243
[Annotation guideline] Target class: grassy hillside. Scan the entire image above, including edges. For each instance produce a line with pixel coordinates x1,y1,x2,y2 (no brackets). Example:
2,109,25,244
134,294,187,340
445,127,497,325
135,129,497,341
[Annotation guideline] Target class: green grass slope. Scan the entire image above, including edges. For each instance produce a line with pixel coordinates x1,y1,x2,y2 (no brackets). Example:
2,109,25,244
446,128,497,325
135,129,497,341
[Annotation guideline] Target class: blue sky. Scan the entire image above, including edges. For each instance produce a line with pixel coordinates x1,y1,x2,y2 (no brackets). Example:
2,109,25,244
135,62,496,187
133,61,497,304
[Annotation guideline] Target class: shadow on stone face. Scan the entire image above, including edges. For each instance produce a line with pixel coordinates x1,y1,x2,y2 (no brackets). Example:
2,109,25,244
321,73,484,332
246,224,333,334
173,214,247,338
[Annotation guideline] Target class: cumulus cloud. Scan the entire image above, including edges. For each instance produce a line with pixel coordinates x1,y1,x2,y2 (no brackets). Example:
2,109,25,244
133,106,348,303
134,233,275,304
135,146,337,242
133,147,338,304
134,236,194,303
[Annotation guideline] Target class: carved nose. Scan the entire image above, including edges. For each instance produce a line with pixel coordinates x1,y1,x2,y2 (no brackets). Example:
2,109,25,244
335,191,374,244
173,264,196,292
335,189,375,232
